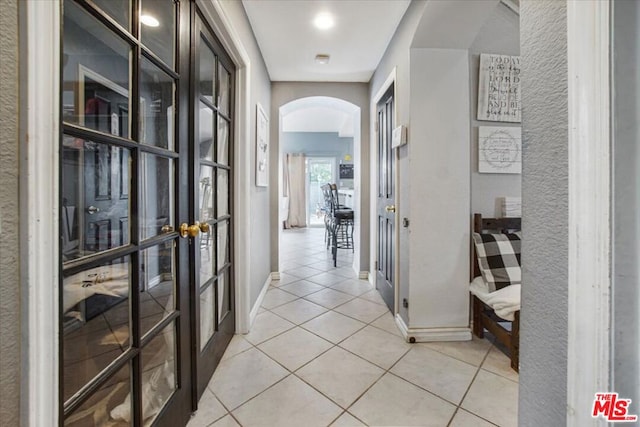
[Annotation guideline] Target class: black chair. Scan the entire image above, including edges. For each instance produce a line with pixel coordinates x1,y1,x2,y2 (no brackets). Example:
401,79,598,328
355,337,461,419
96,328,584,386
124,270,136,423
327,184,354,267
320,184,333,247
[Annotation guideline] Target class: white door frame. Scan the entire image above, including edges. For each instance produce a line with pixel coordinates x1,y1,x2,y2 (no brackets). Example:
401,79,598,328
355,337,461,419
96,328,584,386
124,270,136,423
370,68,399,316
23,1,61,425
24,1,254,424
566,0,612,425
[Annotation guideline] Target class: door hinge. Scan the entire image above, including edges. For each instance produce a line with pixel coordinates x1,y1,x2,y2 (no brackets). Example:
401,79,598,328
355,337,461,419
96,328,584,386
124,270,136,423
375,261,378,270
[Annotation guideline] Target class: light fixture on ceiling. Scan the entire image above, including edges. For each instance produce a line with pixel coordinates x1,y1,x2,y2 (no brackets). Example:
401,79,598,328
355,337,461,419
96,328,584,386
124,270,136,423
140,14,160,27
313,12,334,30
315,54,330,65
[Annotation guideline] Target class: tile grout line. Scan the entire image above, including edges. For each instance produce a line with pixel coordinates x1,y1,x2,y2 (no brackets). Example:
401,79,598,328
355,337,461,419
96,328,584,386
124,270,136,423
206,231,441,426
444,345,496,427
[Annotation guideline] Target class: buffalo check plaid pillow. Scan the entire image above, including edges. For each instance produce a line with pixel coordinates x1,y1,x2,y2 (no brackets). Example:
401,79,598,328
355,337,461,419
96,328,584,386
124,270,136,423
473,232,522,292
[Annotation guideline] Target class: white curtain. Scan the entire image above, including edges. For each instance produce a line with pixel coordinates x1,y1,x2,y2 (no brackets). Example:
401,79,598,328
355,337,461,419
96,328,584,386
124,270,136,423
284,153,307,228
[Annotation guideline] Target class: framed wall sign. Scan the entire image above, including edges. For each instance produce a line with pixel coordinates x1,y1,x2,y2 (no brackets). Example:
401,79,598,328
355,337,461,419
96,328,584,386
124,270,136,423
478,126,521,174
256,103,269,187
477,54,521,122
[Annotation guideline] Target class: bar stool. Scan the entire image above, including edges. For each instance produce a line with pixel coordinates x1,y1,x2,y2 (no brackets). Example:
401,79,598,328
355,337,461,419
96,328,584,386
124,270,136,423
329,184,354,267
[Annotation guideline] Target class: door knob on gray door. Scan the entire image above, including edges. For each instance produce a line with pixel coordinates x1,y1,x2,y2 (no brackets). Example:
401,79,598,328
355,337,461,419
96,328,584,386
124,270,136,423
86,205,100,214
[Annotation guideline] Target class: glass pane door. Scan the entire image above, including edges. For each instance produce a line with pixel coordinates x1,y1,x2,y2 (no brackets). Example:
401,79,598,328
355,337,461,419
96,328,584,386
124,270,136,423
60,1,192,426
307,158,335,226
192,11,235,400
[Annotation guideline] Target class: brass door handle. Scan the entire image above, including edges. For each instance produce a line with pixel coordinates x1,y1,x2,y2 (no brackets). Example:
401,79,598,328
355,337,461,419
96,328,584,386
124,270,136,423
161,225,174,234
199,222,210,233
179,222,201,238
385,205,396,213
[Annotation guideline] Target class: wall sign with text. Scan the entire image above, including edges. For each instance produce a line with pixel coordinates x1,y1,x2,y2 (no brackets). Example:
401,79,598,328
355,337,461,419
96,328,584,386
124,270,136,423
478,126,521,174
477,54,521,123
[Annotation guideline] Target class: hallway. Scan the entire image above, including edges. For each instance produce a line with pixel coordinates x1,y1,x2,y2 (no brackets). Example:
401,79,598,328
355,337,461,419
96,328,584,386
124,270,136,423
187,229,518,427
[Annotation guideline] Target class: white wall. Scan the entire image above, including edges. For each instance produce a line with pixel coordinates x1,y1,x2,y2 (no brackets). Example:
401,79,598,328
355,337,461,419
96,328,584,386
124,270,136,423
369,1,511,330
408,48,471,329
271,83,370,274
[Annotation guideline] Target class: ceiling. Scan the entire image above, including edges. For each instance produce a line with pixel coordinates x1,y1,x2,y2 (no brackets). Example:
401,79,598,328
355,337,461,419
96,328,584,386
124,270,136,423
242,0,411,82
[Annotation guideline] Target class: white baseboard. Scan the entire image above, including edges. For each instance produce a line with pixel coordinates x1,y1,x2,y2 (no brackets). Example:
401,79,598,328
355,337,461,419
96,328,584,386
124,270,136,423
358,271,368,280
249,273,273,329
271,271,281,281
395,315,472,343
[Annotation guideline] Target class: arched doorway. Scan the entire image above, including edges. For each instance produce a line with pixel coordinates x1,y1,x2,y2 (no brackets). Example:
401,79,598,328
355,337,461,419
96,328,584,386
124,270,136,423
277,96,364,277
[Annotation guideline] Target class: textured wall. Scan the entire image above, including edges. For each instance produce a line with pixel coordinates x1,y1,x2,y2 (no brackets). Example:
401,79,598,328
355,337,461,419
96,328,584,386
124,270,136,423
612,0,640,414
222,1,272,309
0,0,21,425
469,3,521,218
519,1,568,425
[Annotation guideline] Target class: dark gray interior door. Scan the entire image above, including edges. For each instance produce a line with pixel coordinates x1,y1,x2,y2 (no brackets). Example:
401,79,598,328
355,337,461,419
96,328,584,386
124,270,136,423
376,85,395,312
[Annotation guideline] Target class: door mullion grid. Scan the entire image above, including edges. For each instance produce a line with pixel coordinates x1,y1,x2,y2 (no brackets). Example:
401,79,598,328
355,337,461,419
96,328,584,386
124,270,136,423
129,0,143,422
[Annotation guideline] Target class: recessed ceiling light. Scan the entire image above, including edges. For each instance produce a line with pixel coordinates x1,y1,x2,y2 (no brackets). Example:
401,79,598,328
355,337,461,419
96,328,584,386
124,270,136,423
140,14,160,27
315,54,330,64
313,12,334,30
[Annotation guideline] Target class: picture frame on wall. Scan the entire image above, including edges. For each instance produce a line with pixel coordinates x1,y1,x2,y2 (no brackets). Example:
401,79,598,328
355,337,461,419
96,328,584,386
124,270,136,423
478,126,522,174
477,53,521,123
256,103,269,187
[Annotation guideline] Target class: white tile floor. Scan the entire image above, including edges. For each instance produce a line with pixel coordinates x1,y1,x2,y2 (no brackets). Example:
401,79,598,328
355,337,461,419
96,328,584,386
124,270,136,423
188,228,518,427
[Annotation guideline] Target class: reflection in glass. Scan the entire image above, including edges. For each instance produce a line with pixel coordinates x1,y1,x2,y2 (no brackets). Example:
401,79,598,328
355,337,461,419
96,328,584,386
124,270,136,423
199,166,215,223
140,244,175,337
92,0,130,30
199,37,215,103
140,154,173,240
140,324,177,425
217,271,230,323
199,103,214,161
140,0,175,67
217,220,229,271
140,57,175,149
218,63,230,116
64,363,131,426
217,169,229,217
63,1,130,134
62,257,131,403
199,166,215,286
200,285,215,350
217,117,229,165
62,136,131,261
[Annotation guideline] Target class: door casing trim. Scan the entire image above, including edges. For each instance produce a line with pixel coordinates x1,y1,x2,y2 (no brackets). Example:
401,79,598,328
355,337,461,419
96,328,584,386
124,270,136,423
22,0,61,425
566,0,612,424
